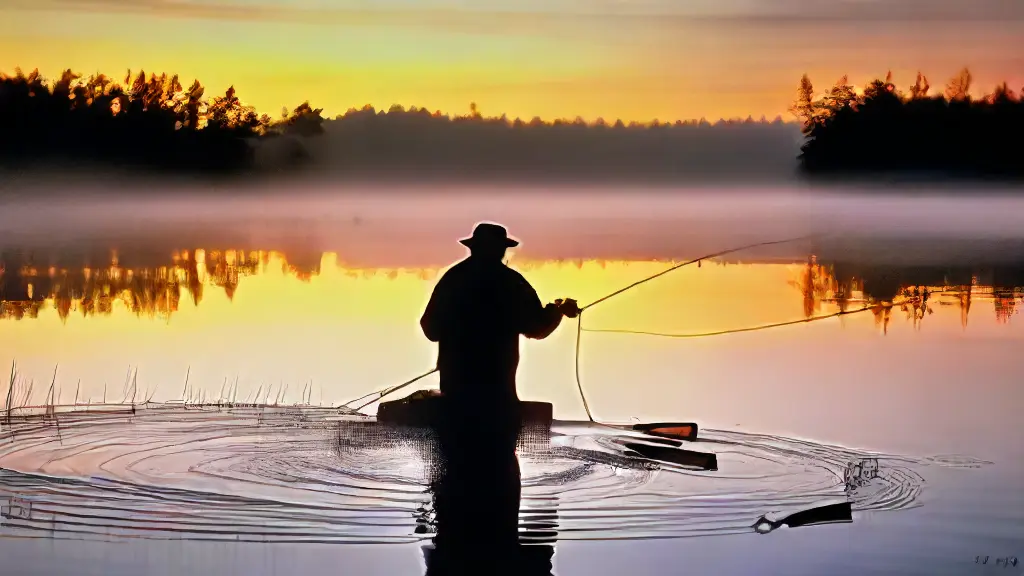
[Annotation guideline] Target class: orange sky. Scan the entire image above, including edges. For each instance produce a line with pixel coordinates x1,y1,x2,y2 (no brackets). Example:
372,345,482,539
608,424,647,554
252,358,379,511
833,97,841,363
2,1,1023,124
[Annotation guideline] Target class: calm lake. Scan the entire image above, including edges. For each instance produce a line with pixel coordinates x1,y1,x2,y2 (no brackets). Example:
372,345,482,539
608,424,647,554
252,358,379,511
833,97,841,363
0,185,1022,576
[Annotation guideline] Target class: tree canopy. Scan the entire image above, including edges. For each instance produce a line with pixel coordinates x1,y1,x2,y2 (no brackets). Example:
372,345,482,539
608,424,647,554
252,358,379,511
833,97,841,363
792,68,1024,179
0,67,324,175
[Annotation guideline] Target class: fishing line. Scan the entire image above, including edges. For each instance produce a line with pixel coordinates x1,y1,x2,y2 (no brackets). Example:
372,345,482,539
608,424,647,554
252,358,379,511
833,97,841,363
571,234,819,422
343,234,822,418
581,305,878,339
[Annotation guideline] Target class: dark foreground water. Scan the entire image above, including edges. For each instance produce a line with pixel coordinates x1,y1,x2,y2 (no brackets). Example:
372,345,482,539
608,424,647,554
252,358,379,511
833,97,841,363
0,185,1022,575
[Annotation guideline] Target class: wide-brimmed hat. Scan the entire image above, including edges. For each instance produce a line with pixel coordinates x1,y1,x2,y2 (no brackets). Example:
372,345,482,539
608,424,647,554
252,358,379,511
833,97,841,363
459,222,520,249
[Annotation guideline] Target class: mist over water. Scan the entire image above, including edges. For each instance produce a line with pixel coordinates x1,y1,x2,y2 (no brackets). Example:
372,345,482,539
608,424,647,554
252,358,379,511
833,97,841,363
3,182,1024,268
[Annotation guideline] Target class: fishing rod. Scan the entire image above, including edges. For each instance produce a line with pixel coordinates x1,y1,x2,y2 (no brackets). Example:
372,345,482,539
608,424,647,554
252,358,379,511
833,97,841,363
345,368,438,412
571,234,819,422
579,234,818,312
341,233,821,416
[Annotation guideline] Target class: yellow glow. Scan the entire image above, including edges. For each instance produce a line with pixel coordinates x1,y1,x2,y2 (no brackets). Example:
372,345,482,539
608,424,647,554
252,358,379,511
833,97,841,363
1,250,1020,422
4,6,1021,124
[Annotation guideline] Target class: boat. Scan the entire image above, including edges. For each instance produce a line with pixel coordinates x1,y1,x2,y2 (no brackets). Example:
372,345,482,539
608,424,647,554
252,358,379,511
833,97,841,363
376,389,553,428
371,389,717,471
377,390,697,439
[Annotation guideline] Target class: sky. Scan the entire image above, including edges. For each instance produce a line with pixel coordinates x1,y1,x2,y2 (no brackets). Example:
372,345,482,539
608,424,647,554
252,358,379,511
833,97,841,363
2,0,1023,123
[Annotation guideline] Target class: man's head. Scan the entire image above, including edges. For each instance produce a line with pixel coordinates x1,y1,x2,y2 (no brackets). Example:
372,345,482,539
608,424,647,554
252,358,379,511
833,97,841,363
459,222,519,262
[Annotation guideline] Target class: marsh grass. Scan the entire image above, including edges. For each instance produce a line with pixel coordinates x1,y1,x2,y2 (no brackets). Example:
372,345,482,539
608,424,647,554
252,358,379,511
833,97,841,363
1,359,359,437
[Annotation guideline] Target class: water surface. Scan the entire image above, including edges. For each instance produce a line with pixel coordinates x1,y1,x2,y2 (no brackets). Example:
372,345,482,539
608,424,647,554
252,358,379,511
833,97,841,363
0,187,1022,575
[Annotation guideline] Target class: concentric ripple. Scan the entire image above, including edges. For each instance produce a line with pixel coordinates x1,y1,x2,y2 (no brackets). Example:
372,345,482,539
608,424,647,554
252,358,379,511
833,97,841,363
0,404,986,544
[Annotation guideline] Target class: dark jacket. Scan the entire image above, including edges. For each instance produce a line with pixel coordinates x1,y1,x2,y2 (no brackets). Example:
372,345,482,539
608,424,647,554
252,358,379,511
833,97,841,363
420,256,562,404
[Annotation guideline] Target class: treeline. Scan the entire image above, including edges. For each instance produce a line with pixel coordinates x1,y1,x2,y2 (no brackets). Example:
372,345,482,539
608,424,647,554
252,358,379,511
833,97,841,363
269,104,799,181
0,68,326,175
15,64,1024,181
0,66,801,180
793,68,1024,179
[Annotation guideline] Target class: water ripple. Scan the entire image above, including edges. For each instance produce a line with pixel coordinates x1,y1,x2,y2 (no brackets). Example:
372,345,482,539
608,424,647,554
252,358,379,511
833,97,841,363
0,405,984,544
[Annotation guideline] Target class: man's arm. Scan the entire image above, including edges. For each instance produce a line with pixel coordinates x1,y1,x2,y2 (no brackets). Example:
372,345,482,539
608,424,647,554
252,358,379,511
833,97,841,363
517,276,563,340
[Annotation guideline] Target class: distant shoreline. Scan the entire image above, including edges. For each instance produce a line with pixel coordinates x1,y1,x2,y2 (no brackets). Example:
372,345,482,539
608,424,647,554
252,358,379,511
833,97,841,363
3,66,1024,188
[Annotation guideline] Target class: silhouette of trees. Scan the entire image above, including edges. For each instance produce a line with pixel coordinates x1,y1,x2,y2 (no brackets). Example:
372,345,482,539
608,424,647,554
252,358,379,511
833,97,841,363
10,62,1024,181
289,103,797,181
2,64,803,180
275,101,325,137
0,66,336,175
205,85,271,136
0,67,268,174
794,68,1024,179
944,68,972,102
790,74,817,136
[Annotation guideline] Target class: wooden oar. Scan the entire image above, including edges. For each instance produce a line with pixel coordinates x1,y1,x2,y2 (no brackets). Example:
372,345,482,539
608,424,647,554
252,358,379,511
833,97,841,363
630,422,699,442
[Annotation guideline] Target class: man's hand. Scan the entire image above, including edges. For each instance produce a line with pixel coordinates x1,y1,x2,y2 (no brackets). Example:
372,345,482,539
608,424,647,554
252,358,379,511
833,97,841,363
554,298,582,319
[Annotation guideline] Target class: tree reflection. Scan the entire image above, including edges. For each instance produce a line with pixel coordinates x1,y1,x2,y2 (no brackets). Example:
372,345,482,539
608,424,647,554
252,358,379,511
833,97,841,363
2,250,1023,332
1,249,293,321
794,258,1024,332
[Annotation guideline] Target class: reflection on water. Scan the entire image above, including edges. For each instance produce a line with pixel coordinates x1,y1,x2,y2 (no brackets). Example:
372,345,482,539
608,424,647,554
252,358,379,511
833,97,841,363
0,249,382,321
1,244,1021,453
792,256,1023,330
1,247,1023,413
2,249,1021,326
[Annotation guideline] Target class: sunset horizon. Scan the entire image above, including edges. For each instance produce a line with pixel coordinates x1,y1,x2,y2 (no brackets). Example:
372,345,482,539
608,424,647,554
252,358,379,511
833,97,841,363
3,62,1016,126
5,0,1022,123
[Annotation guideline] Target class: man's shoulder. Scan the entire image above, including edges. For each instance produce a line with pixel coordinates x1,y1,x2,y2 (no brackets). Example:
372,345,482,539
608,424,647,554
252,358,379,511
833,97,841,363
432,259,470,288
500,265,535,291
436,259,532,289
439,259,470,279
502,265,528,281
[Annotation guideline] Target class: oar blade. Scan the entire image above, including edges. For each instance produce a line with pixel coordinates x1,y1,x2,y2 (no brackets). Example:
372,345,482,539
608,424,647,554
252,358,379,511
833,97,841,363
621,441,718,471
631,422,699,442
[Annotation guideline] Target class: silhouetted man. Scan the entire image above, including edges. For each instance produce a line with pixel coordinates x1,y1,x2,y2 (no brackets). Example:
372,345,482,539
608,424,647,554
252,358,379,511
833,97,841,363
420,222,579,410
418,222,577,574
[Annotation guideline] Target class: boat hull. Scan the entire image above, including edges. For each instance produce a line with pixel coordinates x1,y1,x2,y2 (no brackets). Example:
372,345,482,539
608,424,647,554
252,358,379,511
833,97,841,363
376,391,553,430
